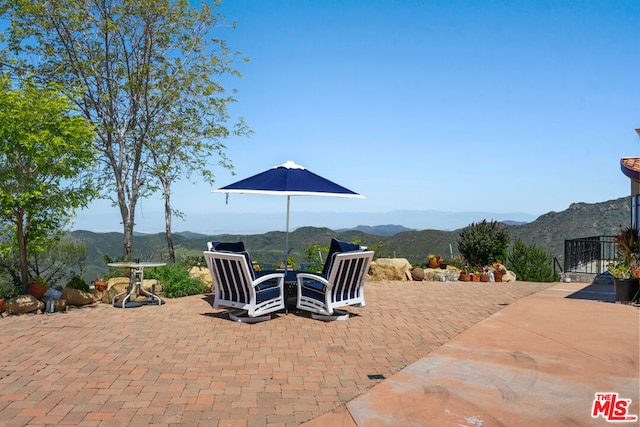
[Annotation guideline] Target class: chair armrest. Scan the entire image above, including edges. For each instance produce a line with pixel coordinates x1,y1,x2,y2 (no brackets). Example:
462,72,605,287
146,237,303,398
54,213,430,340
252,272,285,289
296,272,329,288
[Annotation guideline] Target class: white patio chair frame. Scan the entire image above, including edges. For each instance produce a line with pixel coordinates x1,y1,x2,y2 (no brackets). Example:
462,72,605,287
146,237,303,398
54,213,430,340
204,251,285,323
296,250,374,321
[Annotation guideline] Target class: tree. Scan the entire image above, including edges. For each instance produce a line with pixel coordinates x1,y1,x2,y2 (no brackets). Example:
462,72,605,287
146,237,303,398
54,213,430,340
457,219,510,267
0,0,247,259
0,78,98,291
508,238,557,282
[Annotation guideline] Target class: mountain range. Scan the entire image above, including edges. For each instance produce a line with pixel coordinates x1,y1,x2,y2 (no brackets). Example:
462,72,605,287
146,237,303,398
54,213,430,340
65,196,631,282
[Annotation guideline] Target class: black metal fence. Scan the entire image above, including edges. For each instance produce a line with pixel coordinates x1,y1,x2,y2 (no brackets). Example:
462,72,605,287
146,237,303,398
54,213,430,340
564,236,617,274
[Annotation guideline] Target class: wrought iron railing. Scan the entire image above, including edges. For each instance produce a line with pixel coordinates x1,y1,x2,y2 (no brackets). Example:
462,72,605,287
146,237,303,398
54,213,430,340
564,236,617,274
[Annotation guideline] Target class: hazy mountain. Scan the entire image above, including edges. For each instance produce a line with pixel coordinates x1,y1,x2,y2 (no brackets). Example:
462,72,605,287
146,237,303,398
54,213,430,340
68,196,631,281
335,224,416,236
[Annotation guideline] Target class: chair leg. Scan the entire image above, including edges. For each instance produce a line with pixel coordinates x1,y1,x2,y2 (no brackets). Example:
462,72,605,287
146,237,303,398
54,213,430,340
310,309,349,321
228,309,272,323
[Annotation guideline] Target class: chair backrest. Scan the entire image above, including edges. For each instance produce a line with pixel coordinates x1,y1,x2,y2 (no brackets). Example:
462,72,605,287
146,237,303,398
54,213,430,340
325,250,374,304
207,241,254,279
204,251,255,305
322,238,364,276
207,241,246,252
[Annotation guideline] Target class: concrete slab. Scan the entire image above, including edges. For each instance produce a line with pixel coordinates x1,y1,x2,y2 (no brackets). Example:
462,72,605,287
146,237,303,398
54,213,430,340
303,282,639,426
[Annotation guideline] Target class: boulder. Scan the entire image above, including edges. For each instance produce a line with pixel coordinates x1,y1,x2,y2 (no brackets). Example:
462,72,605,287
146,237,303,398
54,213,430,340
368,258,412,281
106,278,161,303
61,287,95,306
411,267,425,281
190,266,212,284
3,294,44,314
503,270,517,282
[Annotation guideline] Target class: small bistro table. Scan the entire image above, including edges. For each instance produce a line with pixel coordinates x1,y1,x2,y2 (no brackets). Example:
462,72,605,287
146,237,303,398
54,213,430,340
107,262,166,308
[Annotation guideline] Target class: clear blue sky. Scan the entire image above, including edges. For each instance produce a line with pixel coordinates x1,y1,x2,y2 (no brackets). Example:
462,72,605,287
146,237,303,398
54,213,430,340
74,0,640,234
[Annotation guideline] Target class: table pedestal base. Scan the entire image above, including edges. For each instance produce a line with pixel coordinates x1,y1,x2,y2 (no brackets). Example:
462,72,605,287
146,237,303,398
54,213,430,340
112,265,164,308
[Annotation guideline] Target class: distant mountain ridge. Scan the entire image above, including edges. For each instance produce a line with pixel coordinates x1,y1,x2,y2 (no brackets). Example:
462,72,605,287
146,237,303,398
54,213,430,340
335,224,415,236
67,196,630,282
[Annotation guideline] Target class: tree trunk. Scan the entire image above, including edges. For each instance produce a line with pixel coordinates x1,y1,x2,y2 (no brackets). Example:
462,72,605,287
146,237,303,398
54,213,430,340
118,194,135,260
16,210,29,293
163,182,175,264
123,219,134,261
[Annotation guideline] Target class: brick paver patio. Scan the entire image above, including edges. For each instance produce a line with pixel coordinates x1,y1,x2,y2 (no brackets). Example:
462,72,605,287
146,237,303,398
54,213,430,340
0,280,554,426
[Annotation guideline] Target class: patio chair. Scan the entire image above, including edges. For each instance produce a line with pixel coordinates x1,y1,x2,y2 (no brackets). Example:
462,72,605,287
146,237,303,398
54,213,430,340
296,241,374,320
204,250,285,323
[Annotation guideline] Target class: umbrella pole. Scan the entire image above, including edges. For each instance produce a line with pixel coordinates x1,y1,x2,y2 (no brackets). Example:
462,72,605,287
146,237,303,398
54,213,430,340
284,195,291,274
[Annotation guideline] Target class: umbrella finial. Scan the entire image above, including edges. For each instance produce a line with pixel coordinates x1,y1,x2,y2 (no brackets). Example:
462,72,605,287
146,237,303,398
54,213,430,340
277,160,305,170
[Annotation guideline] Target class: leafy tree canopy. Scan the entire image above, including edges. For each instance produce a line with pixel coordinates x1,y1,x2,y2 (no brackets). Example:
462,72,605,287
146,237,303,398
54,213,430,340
0,77,98,289
0,0,249,259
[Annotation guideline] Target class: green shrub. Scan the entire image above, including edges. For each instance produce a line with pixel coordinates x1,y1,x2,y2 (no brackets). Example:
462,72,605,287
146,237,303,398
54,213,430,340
65,274,90,291
457,220,510,266
145,264,207,298
507,238,558,282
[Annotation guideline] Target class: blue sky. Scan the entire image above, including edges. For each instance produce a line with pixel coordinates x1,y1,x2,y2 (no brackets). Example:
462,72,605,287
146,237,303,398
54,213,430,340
74,0,640,234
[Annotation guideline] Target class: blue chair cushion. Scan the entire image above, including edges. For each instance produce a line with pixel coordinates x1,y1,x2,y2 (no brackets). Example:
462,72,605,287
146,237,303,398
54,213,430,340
211,241,254,279
300,280,326,303
211,241,245,252
256,285,281,304
322,238,362,276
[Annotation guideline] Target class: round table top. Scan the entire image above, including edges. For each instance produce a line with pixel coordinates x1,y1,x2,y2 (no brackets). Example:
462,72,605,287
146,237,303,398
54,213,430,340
107,262,167,268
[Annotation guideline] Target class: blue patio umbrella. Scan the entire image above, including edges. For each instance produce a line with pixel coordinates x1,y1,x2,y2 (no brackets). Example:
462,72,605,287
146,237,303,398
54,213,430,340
212,161,365,267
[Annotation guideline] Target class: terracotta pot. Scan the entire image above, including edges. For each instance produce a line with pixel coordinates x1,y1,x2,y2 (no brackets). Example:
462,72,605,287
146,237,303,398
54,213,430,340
493,272,503,282
94,281,108,292
428,259,438,268
0,298,4,313
28,283,48,300
471,274,480,282
459,272,471,282
480,273,490,282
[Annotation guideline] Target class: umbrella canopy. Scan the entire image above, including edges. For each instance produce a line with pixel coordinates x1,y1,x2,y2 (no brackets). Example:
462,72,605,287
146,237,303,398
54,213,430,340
212,161,364,267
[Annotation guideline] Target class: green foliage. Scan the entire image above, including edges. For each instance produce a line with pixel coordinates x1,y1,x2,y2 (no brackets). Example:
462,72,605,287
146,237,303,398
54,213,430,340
457,220,510,266
31,240,88,288
1,0,248,259
65,275,90,292
613,226,639,264
0,77,97,290
0,278,20,299
507,238,558,282
144,264,207,298
304,244,329,264
608,263,633,279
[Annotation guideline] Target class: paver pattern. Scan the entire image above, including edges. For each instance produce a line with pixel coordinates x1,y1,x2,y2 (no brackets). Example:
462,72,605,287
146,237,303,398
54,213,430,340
0,280,553,426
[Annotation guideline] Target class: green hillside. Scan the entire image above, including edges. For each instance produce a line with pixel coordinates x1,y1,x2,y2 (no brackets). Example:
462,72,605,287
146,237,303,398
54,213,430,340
67,196,631,280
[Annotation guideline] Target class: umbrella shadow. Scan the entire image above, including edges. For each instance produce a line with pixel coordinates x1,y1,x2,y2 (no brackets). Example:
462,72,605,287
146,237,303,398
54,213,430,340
565,281,615,303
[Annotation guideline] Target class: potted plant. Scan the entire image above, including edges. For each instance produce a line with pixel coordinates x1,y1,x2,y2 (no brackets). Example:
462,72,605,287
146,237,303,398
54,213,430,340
459,266,471,282
479,266,490,282
611,227,640,303
608,262,639,303
93,276,108,292
491,261,507,282
427,254,439,269
27,276,49,300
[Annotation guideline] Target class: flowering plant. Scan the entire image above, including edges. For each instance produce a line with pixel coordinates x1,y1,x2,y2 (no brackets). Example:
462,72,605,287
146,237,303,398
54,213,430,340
428,254,443,262
490,261,507,274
